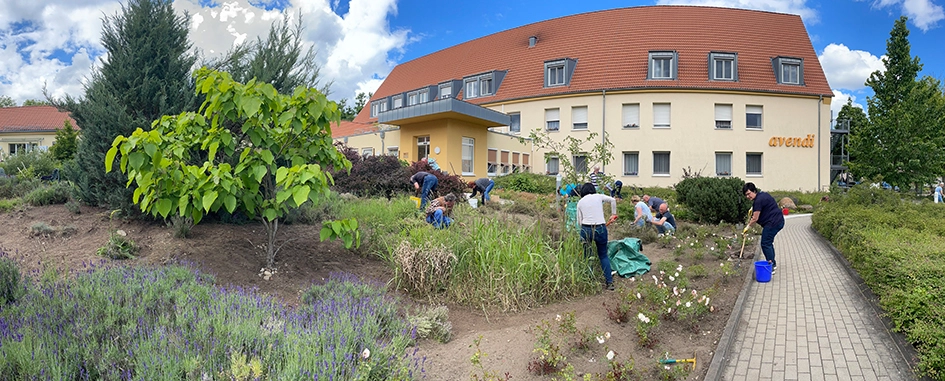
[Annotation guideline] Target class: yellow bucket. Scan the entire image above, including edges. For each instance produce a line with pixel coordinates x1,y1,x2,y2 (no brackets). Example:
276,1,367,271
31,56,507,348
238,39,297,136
410,196,421,208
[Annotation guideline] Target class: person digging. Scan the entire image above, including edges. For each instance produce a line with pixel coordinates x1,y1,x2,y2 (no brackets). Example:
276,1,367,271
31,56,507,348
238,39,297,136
742,182,785,275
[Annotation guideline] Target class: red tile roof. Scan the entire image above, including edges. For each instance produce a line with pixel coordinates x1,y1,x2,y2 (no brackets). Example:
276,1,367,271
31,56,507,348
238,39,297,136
332,120,377,138
353,5,832,125
0,105,79,133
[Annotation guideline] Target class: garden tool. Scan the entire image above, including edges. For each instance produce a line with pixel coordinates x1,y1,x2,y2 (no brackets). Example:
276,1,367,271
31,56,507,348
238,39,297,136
659,352,696,371
738,207,753,259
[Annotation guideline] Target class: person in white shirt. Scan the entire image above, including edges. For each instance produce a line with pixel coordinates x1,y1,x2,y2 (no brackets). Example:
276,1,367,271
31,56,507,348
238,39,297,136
576,183,618,291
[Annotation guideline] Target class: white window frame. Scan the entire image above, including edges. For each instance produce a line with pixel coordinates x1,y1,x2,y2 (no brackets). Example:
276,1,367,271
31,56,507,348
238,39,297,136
547,156,560,175
407,92,418,106
361,147,374,157
417,136,430,160
622,103,640,129
545,60,566,87
480,74,493,96
461,137,475,175
623,152,639,176
648,51,677,80
653,103,671,129
392,95,403,109
746,153,763,176
715,104,733,129
464,79,478,99
545,108,560,131
509,113,521,133
746,105,763,130
572,106,588,130
438,83,452,99
418,89,429,103
653,152,671,176
715,152,732,176
777,58,802,85
711,52,736,81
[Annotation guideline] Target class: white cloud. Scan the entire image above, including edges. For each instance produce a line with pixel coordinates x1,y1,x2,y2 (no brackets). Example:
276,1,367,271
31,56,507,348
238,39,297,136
871,0,944,31
818,43,885,91
831,90,865,120
655,0,819,24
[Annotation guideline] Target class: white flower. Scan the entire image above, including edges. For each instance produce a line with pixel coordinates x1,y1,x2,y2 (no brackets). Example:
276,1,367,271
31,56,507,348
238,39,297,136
690,242,694,246
636,292,642,299
674,272,679,277
710,305,715,312
361,348,371,360
676,244,681,248
673,286,679,296
660,270,665,275
607,351,616,361
555,314,562,322
676,299,681,306
705,297,710,306
605,332,611,339
669,276,675,282
676,265,683,272
691,290,698,297
597,335,606,344
721,263,725,267
664,365,671,370
667,307,672,313
711,247,715,251
685,301,692,308
629,277,636,282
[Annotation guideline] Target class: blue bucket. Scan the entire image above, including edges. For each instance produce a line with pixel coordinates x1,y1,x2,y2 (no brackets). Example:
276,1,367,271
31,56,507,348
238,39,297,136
754,261,772,283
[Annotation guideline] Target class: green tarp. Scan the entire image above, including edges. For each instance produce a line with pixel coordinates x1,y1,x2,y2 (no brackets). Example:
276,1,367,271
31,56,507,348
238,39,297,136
607,237,651,278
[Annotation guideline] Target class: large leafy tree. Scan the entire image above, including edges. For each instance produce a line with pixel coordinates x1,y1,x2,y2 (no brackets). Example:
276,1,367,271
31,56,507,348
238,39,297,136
849,16,945,189
107,69,355,268
210,12,328,95
55,0,197,211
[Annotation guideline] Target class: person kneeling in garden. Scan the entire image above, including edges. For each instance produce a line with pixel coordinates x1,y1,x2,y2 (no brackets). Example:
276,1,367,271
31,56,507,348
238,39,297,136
576,183,618,291
425,194,457,229
650,202,676,235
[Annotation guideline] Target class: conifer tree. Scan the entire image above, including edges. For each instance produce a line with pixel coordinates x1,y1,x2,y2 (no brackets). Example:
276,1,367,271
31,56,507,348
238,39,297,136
57,0,197,211
849,16,945,189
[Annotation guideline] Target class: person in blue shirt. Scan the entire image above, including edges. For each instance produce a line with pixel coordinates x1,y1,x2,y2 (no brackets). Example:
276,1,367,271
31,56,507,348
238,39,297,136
743,182,785,274
935,182,943,203
559,183,581,198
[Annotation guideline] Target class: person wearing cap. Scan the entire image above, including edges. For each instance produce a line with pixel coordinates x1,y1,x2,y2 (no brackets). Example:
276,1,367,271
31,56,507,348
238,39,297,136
743,182,784,274
468,178,495,205
576,183,618,291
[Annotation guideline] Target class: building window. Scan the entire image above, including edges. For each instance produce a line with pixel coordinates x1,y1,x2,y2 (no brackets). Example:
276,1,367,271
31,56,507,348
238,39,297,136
439,83,452,99
746,153,763,175
392,95,403,109
417,136,430,160
573,154,588,174
773,57,803,85
361,147,374,157
715,152,732,176
546,60,566,87
653,103,671,128
622,103,640,128
522,153,530,172
547,156,559,175
746,105,763,129
653,152,670,175
648,51,677,80
407,92,418,106
715,104,732,129
9,143,37,155
501,150,511,175
572,106,588,130
710,52,737,81
462,137,475,175
512,152,521,173
418,89,429,103
487,148,498,175
509,113,521,133
464,78,479,99
623,152,639,176
545,108,560,131
480,75,493,96
387,146,399,157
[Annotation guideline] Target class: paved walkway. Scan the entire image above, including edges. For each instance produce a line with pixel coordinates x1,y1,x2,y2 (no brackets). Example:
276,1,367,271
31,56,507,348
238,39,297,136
706,214,916,381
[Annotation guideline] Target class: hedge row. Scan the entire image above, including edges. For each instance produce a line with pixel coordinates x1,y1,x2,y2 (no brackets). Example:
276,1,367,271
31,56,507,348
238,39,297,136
812,186,945,380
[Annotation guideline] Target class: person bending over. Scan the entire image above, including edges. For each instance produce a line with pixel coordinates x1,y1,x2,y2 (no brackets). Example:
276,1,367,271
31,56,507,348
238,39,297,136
577,183,618,291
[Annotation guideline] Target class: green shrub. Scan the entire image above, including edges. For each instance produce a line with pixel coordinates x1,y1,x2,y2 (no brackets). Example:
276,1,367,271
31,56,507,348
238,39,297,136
65,200,81,214
493,172,555,194
96,231,138,260
23,181,72,206
675,177,750,224
0,256,22,305
0,150,57,181
0,198,18,213
0,176,43,199
30,222,56,237
408,305,452,343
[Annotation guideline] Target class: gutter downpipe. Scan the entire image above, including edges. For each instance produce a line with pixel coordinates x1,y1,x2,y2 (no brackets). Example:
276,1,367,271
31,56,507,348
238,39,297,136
817,95,823,191
602,90,606,174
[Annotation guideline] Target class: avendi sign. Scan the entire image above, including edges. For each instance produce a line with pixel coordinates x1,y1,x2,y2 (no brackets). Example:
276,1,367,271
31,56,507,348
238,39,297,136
769,134,815,148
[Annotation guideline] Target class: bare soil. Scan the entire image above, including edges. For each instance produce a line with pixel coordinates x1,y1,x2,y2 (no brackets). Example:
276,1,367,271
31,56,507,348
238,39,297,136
0,203,748,380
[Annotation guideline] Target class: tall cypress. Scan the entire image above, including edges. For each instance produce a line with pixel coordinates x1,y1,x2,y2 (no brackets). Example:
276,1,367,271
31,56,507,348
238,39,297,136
59,0,197,211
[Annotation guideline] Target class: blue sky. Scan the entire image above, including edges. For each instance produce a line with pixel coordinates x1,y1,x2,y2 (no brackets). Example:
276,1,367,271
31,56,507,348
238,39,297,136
1,0,943,119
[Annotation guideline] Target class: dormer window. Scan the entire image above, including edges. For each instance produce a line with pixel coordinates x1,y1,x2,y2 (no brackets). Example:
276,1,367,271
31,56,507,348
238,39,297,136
369,99,389,117
648,51,677,80
463,72,502,99
439,83,452,99
773,57,804,85
710,52,737,81
392,95,403,109
544,59,577,87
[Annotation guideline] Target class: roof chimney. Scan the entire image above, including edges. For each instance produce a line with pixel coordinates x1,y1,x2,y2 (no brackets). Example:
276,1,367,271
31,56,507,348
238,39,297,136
528,36,538,47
